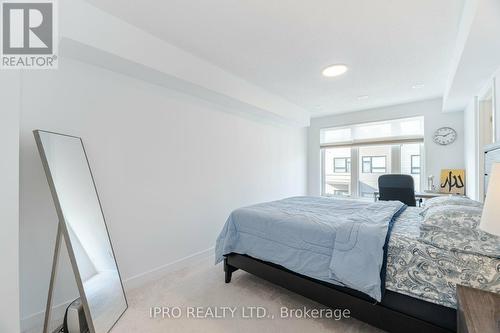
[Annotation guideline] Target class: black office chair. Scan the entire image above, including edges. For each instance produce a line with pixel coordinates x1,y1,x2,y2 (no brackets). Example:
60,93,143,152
378,174,417,207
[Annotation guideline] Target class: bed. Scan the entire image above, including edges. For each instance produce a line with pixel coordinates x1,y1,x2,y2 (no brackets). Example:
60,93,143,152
215,196,500,333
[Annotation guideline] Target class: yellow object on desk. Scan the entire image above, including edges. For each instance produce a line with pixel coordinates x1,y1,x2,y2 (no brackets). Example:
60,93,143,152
439,169,465,195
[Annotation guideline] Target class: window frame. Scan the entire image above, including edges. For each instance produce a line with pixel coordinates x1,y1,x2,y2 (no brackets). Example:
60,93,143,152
411,155,421,174
333,157,351,173
361,156,387,173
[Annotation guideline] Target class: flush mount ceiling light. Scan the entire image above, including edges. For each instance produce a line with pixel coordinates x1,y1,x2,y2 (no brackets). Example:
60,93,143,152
322,64,348,77
412,83,425,89
357,95,369,100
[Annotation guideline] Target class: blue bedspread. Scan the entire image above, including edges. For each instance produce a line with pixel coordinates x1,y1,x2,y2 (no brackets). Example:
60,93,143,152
215,196,406,301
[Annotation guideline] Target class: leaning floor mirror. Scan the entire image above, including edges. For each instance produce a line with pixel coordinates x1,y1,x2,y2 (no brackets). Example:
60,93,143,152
34,130,127,333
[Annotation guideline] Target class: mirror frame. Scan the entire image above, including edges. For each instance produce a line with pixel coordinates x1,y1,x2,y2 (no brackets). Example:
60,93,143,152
34,130,128,333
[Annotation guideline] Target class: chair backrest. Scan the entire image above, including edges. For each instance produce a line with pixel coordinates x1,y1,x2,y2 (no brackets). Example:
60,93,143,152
378,174,416,206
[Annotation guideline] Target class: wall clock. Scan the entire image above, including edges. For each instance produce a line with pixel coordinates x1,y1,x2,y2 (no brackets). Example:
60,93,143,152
433,127,457,145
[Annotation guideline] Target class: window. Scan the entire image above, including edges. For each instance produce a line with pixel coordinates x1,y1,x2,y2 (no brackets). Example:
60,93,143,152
411,155,420,174
320,116,424,145
334,157,351,173
323,147,351,196
361,156,387,173
320,117,424,198
358,146,391,198
333,186,350,196
401,143,422,191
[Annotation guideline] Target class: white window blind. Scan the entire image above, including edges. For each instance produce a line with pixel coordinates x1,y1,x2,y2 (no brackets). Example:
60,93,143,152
320,116,424,148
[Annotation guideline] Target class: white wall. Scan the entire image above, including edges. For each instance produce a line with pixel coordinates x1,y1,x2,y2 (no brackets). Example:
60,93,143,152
19,58,307,331
463,98,479,200
308,99,465,196
0,73,21,333
495,74,500,143
462,66,500,201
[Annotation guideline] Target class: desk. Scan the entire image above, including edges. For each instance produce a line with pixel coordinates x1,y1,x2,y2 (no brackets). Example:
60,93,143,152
373,191,459,202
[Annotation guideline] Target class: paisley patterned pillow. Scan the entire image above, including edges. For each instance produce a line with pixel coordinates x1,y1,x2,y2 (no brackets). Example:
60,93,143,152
420,224,500,258
419,204,500,258
422,205,483,229
420,196,483,216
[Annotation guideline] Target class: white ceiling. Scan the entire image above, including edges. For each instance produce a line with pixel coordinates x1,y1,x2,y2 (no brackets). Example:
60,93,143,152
86,0,464,117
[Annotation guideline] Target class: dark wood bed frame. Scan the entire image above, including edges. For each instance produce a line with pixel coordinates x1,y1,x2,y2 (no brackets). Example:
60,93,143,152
224,253,456,333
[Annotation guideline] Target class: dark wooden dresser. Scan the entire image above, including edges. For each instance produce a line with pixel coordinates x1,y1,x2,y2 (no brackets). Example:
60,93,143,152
456,285,500,333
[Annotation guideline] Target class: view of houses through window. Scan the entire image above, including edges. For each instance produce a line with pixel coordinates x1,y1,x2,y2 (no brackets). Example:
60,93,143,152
333,157,351,173
362,156,387,173
320,117,424,198
322,143,422,198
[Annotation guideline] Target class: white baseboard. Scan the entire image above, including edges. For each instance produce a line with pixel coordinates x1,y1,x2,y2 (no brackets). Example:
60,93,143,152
123,246,215,292
21,298,74,333
21,247,215,333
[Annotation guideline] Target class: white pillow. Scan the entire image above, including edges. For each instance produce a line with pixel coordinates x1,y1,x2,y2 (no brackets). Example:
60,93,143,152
422,205,483,229
420,196,482,216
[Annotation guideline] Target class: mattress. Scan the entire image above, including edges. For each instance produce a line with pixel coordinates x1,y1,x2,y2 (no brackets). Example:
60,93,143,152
386,207,500,308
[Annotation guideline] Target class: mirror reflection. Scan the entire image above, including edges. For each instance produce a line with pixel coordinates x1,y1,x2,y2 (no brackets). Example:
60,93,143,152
36,131,127,333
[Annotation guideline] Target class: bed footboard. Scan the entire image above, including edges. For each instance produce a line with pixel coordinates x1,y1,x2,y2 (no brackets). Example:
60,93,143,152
222,253,456,333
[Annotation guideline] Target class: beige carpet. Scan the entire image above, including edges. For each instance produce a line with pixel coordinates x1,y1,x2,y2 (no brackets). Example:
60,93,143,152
111,259,383,333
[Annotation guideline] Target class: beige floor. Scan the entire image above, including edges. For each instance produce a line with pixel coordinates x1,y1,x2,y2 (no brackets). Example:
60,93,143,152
110,260,383,333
